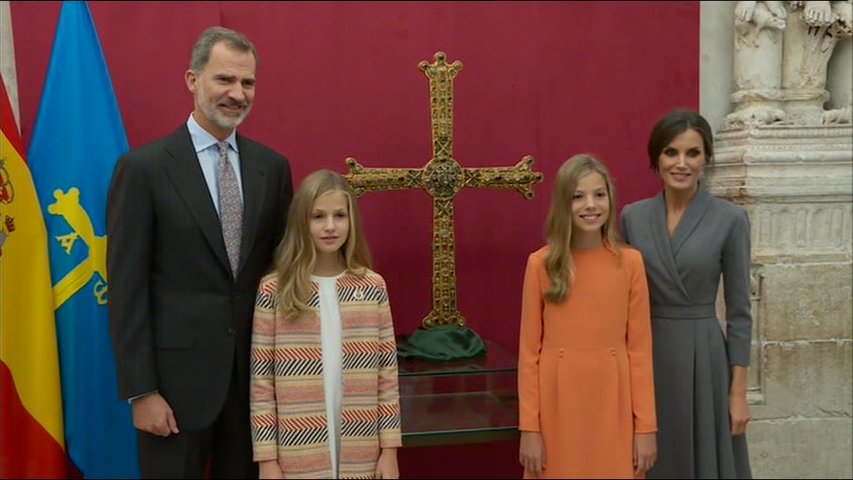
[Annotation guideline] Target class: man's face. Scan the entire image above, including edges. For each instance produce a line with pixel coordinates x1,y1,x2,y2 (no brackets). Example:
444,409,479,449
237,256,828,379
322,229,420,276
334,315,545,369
186,42,256,137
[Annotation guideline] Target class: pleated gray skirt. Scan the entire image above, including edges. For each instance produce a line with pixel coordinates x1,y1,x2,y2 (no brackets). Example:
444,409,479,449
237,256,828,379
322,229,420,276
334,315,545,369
647,315,752,479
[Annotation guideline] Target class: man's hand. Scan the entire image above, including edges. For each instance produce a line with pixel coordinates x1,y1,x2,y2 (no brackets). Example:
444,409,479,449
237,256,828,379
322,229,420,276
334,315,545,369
131,392,179,437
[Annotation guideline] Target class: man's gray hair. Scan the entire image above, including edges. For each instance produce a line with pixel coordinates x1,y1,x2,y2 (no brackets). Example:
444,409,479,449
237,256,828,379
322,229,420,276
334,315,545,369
189,26,258,72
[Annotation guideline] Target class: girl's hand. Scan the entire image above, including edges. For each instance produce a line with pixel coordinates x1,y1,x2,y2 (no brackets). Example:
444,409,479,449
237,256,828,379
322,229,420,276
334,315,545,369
519,430,546,477
258,460,284,479
375,447,399,479
633,432,657,477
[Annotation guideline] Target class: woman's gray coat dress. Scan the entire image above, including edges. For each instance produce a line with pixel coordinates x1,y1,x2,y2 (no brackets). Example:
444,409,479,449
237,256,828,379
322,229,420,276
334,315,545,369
621,187,753,479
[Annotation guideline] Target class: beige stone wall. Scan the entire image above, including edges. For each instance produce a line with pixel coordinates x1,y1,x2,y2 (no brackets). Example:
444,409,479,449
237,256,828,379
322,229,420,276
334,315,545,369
707,128,852,479
709,127,852,478
702,4,852,478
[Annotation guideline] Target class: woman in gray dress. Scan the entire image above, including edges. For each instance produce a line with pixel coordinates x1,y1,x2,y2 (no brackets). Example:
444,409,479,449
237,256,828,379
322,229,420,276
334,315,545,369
621,109,753,479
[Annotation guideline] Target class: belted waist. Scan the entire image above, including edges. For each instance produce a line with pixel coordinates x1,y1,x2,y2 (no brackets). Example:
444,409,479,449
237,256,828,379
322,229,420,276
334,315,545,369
651,303,716,319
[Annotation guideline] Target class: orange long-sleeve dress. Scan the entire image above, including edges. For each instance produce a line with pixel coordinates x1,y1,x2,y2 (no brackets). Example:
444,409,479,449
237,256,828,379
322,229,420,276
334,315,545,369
518,245,657,479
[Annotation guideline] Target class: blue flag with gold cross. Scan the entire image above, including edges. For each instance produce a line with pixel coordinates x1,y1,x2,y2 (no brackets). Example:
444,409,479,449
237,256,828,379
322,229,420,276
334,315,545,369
28,2,140,478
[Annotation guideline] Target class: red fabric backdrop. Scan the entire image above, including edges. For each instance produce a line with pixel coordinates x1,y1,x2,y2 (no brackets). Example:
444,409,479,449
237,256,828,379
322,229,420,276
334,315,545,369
11,1,699,477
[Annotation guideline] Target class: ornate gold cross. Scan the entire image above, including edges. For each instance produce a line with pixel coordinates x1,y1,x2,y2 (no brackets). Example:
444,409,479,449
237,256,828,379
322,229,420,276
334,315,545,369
345,51,543,329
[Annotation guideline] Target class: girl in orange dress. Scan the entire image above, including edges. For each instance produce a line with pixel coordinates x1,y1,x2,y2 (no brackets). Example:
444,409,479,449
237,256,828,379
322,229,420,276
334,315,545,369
518,154,657,479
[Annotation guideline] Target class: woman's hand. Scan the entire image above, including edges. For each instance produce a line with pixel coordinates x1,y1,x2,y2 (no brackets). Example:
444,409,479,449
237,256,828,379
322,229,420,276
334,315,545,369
730,393,752,436
729,365,752,436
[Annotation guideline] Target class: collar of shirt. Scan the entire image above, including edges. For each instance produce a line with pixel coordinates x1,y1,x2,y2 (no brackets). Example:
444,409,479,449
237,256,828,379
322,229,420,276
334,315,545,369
184,113,244,214
186,113,239,155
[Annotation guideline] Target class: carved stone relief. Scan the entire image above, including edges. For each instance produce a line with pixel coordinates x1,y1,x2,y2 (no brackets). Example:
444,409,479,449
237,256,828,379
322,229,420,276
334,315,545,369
724,0,852,130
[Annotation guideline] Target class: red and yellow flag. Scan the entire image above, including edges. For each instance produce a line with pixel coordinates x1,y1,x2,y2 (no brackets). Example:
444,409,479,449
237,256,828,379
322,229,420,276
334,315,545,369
0,70,68,478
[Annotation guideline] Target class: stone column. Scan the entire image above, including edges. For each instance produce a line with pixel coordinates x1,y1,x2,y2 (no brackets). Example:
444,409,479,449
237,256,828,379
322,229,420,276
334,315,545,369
782,1,852,124
724,1,789,129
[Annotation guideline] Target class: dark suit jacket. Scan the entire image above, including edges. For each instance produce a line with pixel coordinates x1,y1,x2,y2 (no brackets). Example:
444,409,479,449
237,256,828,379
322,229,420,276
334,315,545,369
107,125,293,431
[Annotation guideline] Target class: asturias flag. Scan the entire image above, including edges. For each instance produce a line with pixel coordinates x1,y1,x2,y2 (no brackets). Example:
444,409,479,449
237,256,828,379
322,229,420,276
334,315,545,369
27,2,139,477
0,70,71,480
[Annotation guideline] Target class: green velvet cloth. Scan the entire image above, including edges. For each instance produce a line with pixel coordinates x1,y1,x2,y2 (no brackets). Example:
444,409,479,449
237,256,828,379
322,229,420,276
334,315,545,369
396,325,487,361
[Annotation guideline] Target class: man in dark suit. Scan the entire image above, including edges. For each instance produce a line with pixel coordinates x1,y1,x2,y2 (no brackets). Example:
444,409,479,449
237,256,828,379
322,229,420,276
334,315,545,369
108,26,293,479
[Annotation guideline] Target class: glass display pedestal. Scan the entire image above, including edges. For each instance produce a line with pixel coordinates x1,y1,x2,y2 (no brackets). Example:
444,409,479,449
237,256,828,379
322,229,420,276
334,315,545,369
398,339,519,447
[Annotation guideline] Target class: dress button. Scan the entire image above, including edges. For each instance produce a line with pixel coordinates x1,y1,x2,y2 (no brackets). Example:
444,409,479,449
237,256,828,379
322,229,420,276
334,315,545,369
227,327,236,336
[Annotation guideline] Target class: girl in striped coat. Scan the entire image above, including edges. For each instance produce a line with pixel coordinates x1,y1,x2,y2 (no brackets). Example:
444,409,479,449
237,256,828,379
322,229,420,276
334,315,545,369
250,169,401,479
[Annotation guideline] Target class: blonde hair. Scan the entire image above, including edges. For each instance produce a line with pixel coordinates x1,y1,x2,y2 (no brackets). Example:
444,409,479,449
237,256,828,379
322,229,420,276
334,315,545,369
274,169,372,318
544,154,622,303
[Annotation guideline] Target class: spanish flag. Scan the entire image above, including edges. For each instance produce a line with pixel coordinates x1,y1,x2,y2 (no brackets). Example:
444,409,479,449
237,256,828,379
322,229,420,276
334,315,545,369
26,2,138,477
0,68,68,478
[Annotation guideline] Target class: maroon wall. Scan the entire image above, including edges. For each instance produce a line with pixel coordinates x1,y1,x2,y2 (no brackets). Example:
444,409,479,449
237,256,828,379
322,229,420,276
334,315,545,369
11,1,699,477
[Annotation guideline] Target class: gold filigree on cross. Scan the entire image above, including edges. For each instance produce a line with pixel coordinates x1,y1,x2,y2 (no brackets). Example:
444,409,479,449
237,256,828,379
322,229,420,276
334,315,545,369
345,51,543,329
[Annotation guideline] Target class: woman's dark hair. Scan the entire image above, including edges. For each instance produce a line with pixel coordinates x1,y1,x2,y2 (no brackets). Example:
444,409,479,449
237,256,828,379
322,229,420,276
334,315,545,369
647,109,714,172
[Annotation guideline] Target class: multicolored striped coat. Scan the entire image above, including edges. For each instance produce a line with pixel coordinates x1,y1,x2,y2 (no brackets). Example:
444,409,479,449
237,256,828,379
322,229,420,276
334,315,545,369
250,269,402,479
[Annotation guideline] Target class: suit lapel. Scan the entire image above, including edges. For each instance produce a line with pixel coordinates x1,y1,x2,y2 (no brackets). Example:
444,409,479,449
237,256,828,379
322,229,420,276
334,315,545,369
236,135,268,278
670,186,712,257
650,191,690,298
163,127,231,273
